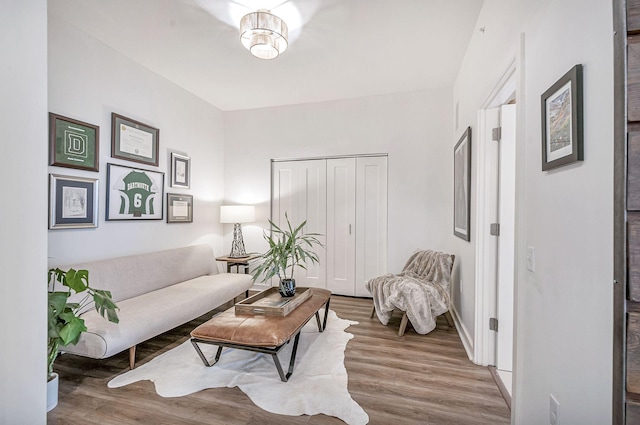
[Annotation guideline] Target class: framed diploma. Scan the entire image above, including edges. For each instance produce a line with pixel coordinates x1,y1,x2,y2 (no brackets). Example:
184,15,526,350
49,174,99,229
111,113,159,166
167,193,193,223
49,113,99,172
170,152,191,188
106,163,164,221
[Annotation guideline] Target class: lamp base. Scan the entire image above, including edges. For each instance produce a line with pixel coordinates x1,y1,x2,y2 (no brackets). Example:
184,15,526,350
229,223,247,258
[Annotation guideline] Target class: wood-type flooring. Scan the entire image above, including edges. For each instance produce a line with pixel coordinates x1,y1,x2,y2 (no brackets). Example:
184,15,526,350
48,294,510,425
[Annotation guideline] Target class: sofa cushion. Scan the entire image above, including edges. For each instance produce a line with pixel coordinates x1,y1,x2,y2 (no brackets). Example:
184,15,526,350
59,245,218,310
61,272,253,358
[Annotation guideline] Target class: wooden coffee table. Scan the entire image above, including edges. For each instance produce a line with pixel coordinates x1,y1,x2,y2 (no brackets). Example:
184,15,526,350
190,288,331,382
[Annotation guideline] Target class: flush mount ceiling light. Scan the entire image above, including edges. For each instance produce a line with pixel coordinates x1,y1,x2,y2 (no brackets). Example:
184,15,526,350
240,10,288,60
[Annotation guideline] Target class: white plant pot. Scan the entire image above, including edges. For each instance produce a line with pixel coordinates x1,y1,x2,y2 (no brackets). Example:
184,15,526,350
47,372,59,412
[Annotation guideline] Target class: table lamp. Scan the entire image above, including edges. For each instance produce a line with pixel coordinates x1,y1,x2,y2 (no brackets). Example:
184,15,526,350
220,205,255,258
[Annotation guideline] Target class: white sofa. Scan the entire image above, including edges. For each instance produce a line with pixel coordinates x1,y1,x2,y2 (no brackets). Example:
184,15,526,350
56,244,253,368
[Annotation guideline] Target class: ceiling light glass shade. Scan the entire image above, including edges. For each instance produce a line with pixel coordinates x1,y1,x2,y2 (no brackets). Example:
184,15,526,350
240,10,288,60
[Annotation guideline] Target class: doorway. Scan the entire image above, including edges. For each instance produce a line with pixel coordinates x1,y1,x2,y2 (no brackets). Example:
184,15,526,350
473,63,517,400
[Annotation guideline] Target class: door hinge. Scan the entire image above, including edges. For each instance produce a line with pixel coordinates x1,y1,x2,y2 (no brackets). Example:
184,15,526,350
490,223,500,236
489,317,498,331
492,127,502,141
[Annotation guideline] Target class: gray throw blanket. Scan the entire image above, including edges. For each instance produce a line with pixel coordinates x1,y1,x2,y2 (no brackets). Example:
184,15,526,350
366,250,455,335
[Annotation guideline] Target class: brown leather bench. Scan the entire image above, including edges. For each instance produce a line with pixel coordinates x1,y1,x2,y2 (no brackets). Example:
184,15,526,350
190,288,331,381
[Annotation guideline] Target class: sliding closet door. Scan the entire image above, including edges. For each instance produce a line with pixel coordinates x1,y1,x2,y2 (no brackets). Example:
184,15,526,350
271,160,327,288
355,156,388,296
326,158,356,294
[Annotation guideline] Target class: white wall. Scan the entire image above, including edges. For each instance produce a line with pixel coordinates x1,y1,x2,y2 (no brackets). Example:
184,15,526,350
223,89,453,276
454,0,613,423
47,12,227,266
0,1,48,423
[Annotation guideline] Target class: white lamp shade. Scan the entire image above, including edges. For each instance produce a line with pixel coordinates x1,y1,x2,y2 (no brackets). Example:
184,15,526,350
220,205,255,223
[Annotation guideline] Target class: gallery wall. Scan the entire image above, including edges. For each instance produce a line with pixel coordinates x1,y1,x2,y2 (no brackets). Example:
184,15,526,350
0,1,49,423
222,89,454,278
47,12,227,267
454,0,614,423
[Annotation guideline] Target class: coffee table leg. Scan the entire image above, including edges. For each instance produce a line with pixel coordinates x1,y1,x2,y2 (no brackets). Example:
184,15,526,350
313,299,332,333
272,332,301,382
191,339,223,367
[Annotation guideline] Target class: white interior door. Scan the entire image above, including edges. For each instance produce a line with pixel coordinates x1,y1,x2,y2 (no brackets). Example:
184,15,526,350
496,104,516,373
326,158,356,295
271,160,327,288
355,156,388,296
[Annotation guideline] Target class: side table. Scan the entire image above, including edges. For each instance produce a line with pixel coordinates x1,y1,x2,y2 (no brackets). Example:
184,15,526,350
215,254,261,297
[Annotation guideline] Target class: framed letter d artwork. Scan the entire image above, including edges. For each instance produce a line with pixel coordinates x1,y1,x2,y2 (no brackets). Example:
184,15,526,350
454,127,472,241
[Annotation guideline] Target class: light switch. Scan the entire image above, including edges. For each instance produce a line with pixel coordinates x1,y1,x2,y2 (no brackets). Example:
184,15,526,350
526,247,535,272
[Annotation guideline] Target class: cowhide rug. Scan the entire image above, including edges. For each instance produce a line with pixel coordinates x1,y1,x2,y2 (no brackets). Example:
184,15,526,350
108,309,369,425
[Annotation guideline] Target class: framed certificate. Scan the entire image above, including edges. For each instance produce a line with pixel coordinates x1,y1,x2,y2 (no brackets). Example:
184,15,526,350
111,113,159,166
49,113,99,172
167,193,193,223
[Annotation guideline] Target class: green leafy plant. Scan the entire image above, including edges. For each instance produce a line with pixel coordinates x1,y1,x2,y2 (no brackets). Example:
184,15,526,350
47,268,119,380
252,213,323,283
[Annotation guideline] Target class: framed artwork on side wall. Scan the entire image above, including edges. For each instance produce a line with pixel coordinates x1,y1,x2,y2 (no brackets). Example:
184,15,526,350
541,64,583,171
454,126,472,241
106,163,164,221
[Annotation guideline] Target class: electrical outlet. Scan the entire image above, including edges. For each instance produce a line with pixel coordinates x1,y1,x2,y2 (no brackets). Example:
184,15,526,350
550,394,559,425
526,246,535,272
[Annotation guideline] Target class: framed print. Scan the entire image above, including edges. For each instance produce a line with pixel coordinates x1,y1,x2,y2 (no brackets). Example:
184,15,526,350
541,64,583,171
106,163,164,220
170,152,191,188
111,113,159,166
49,113,99,171
49,174,99,229
454,127,472,241
167,193,193,223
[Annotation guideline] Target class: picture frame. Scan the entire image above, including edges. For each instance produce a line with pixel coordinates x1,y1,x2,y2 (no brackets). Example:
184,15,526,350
454,126,472,241
167,193,193,223
106,163,164,221
49,113,99,172
111,113,159,166
541,64,583,171
170,152,191,188
49,174,99,229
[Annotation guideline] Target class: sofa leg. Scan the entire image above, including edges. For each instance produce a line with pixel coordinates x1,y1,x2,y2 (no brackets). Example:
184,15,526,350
369,304,376,319
129,346,136,370
399,312,408,337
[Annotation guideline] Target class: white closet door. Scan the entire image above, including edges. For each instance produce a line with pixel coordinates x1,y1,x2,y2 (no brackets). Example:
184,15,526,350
326,158,356,295
355,156,388,296
271,160,326,288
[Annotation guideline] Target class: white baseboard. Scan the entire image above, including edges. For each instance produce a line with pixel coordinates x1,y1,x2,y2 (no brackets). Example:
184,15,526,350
450,306,474,362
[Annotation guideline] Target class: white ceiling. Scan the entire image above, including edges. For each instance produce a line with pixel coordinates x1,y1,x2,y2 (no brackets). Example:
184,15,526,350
49,0,484,111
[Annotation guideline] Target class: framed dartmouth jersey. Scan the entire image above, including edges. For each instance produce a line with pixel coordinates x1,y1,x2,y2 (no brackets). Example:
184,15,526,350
106,163,164,220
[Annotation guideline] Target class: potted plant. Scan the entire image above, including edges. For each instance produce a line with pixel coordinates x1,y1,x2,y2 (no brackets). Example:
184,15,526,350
252,214,323,297
47,268,119,411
